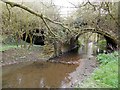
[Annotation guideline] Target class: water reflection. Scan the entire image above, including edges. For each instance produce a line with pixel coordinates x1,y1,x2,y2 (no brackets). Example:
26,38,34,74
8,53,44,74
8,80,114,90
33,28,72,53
87,42,93,57
2,61,78,88
2,42,95,88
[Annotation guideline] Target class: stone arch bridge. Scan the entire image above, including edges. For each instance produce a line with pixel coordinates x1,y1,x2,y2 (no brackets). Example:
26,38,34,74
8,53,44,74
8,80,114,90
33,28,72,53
19,27,118,56
59,28,119,55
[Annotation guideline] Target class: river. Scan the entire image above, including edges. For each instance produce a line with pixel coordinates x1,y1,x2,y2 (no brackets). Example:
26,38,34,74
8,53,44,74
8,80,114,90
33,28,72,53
2,42,96,88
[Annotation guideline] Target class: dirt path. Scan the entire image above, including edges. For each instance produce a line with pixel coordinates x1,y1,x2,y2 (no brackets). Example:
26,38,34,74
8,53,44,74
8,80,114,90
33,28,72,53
61,57,98,88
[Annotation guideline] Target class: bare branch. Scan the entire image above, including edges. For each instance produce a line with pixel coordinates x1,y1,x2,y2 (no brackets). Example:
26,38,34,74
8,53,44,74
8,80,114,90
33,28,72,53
78,0,97,11
1,0,72,33
68,2,78,8
88,0,97,10
39,1,49,8
40,15,57,37
105,2,120,27
43,17,71,33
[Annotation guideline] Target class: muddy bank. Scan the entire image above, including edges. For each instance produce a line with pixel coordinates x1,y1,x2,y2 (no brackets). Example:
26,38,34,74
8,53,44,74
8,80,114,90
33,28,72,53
1,48,82,66
61,57,99,88
1,48,50,66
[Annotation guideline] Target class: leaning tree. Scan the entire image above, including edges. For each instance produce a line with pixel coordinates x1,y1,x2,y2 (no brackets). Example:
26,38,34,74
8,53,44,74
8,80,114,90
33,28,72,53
1,0,119,57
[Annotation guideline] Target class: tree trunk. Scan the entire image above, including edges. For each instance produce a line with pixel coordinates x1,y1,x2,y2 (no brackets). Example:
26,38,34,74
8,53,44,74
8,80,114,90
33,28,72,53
53,39,62,57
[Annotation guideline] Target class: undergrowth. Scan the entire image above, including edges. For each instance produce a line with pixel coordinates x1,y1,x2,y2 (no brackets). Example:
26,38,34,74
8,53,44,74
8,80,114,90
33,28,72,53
76,51,118,88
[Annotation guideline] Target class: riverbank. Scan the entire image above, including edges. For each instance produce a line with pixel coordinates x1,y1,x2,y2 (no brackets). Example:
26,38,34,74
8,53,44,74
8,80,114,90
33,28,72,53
1,47,99,88
61,57,98,88
75,51,118,88
1,45,54,66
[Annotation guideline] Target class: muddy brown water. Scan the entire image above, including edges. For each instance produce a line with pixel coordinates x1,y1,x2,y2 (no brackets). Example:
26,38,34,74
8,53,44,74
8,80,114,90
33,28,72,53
2,52,84,88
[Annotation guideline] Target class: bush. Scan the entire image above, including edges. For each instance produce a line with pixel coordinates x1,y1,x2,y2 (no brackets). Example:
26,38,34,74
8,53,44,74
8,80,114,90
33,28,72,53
97,51,118,64
93,52,118,87
97,40,106,50
76,51,118,88
93,61,118,87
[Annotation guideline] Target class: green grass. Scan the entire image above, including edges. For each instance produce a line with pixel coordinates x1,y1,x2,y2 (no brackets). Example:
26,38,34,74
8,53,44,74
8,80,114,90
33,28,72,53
76,51,118,88
0,35,19,51
0,45,20,51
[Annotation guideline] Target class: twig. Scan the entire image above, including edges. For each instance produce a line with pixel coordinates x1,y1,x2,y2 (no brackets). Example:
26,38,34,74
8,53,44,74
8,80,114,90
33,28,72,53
79,0,97,10
1,0,72,33
105,2,120,27
88,0,97,10
68,2,78,8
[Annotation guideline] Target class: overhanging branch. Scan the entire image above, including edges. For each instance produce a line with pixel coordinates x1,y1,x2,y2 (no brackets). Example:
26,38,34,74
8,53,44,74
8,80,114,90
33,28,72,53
40,15,56,37
1,0,72,34
105,2,120,27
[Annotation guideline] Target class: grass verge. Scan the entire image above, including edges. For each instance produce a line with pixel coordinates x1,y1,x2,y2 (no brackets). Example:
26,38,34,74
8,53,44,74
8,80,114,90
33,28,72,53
0,45,20,51
76,51,118,88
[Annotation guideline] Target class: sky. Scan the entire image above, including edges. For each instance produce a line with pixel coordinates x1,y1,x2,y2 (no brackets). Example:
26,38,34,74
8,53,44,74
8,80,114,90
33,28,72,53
52,0,83,17
7,0,82,17
4,0,120,17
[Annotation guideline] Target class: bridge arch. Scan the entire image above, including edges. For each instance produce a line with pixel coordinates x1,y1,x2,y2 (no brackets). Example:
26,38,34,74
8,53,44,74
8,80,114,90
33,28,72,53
70,28,118,53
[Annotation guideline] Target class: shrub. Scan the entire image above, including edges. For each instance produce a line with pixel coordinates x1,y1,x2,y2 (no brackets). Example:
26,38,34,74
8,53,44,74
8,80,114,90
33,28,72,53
97,40,106,50
76,51,118,88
